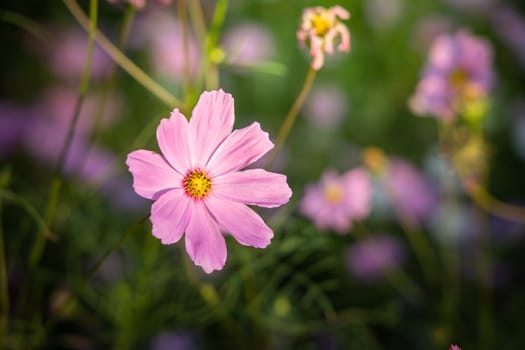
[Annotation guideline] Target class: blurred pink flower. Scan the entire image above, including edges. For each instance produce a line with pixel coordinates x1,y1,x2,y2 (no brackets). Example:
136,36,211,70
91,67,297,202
126,90,292,273
48,29,112,82
139,11,200,81
303,85,348,129
449,345,461,350
297,6,351,70
300,168,371,234
409,30,494,120
0,102,31,158
345,234,405,282
384,158,436,225
222,22,276,65
365,0,402,31
107,0,172,9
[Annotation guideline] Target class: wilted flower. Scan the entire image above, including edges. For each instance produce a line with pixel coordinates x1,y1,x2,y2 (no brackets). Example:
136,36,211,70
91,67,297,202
345,234,405,282
300,168,371,233
303,85,348,129
126,90,292,273
297,6,351,70
409,30,494,121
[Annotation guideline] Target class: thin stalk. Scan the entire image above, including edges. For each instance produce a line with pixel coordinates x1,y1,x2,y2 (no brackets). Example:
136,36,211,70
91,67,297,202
466,183,525,223
202,0,228,91
0,197,9,340
63,0,183,110
188,0,207,44
177,0,192,106
30,0,99,267
266,67,317,168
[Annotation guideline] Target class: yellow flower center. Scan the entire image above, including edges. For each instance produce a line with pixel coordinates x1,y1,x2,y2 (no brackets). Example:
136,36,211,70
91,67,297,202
324,183,343,204
449,68,467,88
183,169,212,199
311,13,333,36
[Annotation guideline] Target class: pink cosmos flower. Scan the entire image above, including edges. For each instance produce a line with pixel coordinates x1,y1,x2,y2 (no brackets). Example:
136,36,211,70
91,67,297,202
299,168,371,234
409,30,494,121
297,6,351,70
126,90,292,273
449,345,461,350
345,234,405,282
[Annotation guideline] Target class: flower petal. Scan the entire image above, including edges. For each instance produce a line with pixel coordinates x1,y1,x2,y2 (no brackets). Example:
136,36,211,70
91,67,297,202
213,169,292,208
150,188,191,244
189,89,235,168
185,202,227,273
156,109,191,173
126,150,182,200
206,122,273,177
206,195,273,248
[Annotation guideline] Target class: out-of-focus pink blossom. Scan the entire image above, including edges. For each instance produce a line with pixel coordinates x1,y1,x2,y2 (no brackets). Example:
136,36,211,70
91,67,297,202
492,7,525,68
107,0,172,10
409,30,494,121
222,22,276,65
449,344,461,350
345,234,405,282
365,0,402,31
300,168,371,234
151,331,198,350
138,11,201,81
126,90,292,273
297,6,351,70
48,30,112,82
303,85,348,129
0,102,31,158
384,158,437,225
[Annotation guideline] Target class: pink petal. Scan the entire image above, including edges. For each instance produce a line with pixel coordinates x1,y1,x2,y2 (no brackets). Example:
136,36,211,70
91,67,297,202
206,122,273,177
206,195,273,248
126,150,182,200
213,169,292,208
156,109,191,174
184,202,227,273
189,90,235,168
150,188,192,244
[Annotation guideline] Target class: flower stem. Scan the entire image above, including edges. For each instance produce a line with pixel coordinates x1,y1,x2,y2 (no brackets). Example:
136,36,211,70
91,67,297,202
178,0,192,108
30,0,98,268
0,196,9,340
465,182,525,223
63,0,183,110
267,67,317,168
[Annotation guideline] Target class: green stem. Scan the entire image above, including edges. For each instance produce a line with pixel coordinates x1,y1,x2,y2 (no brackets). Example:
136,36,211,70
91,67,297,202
202,0,228,91
31,0,98,267
266,67,317,168
188,0,207,44
0,197,8,340
63,0,183,110
177,0,192,107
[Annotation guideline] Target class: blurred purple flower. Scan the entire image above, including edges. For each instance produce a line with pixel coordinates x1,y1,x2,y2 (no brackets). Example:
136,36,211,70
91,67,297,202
345,234,405,282
303,85,348,129
409,30,494,121
107,0,172,10
384,158,437,225
449,345,461,350
222,22,276,66
47,29,112,82
150,331,198,350
300,168,372,234
443,0,495,15
492,7,525,69
0,102,31,158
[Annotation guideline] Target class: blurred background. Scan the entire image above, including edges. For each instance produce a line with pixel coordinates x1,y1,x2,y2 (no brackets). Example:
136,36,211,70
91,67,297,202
0,0,524,349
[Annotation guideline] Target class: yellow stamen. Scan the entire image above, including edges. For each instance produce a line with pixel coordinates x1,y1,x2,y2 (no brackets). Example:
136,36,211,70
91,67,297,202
449,68,467,88
311,13,333,36
324,183,343,204
183,169,212,199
